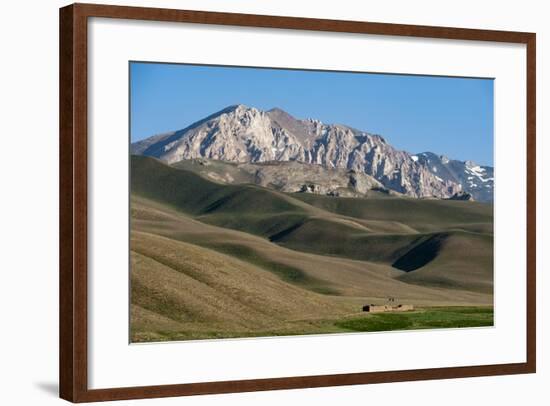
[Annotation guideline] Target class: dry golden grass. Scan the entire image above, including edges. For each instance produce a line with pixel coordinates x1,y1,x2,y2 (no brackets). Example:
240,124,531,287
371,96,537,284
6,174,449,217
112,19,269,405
133,197,491,302
130,197,493,342
131,230,360,341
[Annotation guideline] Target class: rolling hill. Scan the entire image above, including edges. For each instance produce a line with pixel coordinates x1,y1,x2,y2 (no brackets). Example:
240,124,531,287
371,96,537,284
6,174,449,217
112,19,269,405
130,155,493,341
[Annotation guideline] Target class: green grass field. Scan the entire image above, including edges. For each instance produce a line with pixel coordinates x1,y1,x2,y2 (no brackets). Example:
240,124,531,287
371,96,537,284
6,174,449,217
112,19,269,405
335,307,493,332
132,306,494,342
130,156,494,342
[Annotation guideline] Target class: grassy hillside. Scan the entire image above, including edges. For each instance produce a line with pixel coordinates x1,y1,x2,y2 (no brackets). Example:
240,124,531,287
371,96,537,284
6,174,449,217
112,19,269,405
292,192,493,232
130,156,494,341
395,231,494,293
131,230,355,341
132,156,492,274
132,155,303,216
131,205,493,341
132,196,492,302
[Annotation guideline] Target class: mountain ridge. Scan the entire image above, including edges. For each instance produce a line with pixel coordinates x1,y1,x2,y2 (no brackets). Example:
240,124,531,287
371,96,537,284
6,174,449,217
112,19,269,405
131,104,493,201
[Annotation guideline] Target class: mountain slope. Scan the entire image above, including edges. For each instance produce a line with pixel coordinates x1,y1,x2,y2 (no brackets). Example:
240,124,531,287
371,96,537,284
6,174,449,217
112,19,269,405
292,192,493,232
172,158,387,197
131,104,464,199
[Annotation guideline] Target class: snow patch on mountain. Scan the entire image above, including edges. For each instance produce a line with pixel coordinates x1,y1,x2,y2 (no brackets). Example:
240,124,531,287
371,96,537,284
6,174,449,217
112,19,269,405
415,152,493,202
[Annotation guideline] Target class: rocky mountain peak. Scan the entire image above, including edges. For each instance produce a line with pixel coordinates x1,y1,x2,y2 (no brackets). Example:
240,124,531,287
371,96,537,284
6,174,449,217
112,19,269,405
267,106,291,116
130,105,492,200
413,153,493,202
220,104,263,120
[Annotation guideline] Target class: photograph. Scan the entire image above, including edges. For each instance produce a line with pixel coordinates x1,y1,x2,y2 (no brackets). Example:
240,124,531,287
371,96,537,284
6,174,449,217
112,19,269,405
0,0,542,404
129,62,494,343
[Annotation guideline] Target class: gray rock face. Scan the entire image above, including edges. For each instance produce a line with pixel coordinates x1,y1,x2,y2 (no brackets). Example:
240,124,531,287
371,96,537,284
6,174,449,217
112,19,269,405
172,159,387,198
239,161,386,197
131,104,466,199
411,152,493,202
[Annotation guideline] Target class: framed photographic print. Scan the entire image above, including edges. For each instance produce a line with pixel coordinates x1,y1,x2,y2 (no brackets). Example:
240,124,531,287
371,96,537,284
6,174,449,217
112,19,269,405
59,3,536,402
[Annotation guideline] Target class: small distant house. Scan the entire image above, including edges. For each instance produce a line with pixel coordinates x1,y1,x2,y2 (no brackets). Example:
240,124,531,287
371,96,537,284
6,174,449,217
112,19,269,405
362,304,414,313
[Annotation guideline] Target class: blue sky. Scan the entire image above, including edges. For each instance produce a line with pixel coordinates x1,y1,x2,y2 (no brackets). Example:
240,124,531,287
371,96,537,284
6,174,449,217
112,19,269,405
130,62,494,166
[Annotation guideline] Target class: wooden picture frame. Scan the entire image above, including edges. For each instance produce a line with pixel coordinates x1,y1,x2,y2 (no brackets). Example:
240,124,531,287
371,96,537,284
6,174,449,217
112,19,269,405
59,3,536,402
